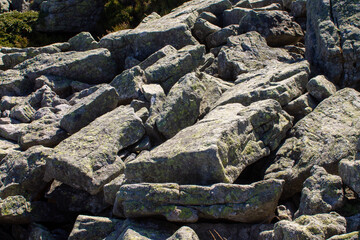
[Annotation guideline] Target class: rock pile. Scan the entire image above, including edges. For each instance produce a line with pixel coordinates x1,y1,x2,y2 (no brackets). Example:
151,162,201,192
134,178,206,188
0,0,359,239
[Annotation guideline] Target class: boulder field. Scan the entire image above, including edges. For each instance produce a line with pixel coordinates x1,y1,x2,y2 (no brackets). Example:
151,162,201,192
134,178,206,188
0,0,359,239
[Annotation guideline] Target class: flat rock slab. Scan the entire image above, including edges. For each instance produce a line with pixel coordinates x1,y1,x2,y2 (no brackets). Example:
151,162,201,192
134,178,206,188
14,48,117,84
265,88,360,198
114,179,284,223
126,100,292,185
45,106,145,195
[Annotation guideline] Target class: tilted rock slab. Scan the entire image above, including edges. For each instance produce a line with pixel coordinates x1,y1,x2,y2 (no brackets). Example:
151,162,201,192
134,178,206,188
14,48,117,84
126,100,292,185
45,106,145,195
113,179,284,223
0,70,32,96
339,159,360,196
215,60,310,108
306,0,360,89
265,88,360,198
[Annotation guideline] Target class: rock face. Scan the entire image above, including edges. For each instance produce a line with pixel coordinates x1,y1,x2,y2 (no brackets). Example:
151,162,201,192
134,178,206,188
306,0,360,89
126,100,292,185
36,0,104,32
114,180,284,223
265,88,360,198
45,106,145,194
339,159,360,196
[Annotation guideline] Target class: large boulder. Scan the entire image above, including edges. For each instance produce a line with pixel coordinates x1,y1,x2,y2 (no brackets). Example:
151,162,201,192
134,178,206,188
45,106,145,195
114,180,284,223
0,70,32,96
126,100,292,185
36,0,104,32
306,0,360,89
14,48,117,84
265,88,360,198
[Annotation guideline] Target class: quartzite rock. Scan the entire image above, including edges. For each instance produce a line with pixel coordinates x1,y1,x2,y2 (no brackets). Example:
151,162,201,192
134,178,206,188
126,100,292,185
60,84,119,134
114,180,284,223
14,48,117,84
45,106,145,195
265,88,360,198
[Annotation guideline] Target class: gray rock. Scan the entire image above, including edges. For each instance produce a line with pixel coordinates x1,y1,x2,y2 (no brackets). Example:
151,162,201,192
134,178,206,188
68,215,123,240
144,45,205,92
192,18,221,43
328,232,360,240
223,7,252,26
11,0,30,11
114,180,284,223
34,75,72,98
253,3,282,10
306,0,360,89
249,0,282,8
36,0,104,32
14,48,117,84
141,84,165,102
0,123,26,141
307,75,337,102
339,159,360,196
9,103,35,123
0,70,32,96
126,100,292,185
284,93,317,122
296,166,344,217
130,99,149,112
138,45,177,70
206,24,239,49
269,212,346,240
60,84,119,134
136,107,150,123
124,56,141,70
103,174,126,205
0,195,32,224
68,32,99,51
0,95,26,111
217,31,293,80
0,138,19,160
198,11,219,25
110,66,145,104
167,226,200,240
346,214,360,233
0,0,10,12
45,106,145,195
239,10,304,47
265,88,360,198
216,61,309,107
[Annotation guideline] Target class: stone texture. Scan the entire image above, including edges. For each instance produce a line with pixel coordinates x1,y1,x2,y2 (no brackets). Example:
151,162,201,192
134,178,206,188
307,75,337,102
192,18,221,43
138,45,177,70
0,195,32,224
0,122,26,141
14,48,117,84
339,159,360,196
68,32,99,51
103,174,126,205
34,75,73,98
217,31,293,80
45,106,145,194
206,24,239,49
265,88,360,198
141,84,165,102
239,10,304,47
126,100,292,185
0,138,19,160
306,0,360,89
284,93,318,122
296,166,344,217
60,84,119,134
167,226,200,240
328,232,360,240
0,70,32,96
9,103,35,123
223,7,252,26
114,180,284,223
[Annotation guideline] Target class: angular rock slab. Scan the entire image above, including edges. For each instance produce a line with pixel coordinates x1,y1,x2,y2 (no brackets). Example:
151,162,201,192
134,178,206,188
306,0,360,89
265,88,360,198
14,48,117,84
339,159,360,196
126,100,292,185
45,106,145,195
0,70,32,96
114,179,284,223
215,60,310,108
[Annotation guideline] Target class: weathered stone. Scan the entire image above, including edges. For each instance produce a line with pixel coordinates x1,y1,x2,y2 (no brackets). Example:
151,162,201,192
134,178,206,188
14,49,117,84
249,0,282,8
45,106,145,194
0,0,10,12
0,95,26,111
0,138,19,160
0,70,32,96
296,166,344,217
239,10,304,47
215,61,309,107
144,45,205,92
339,159,360,196
142,84,165,102
265,88,360,198
307,75,337,102
328,231,360,240
114,180,284,223
291,0,306,18
0,123,26,141
253,3,282,10
306,0,360,89
138,45,177,70
223,7,252,26
167,226,200,240
124,56,141,70
126,100,292,185
34,75,72,98
68,32,99,51
206,25,239,49
103,174,126,205
110,66,145,104
9,103,35,123
0,195,31,224
270,212,346,240
234,0,252,8
198,11,219,25
60,84,119,134
217,32,293,80
346,214,360,233
284,93,317,122
68,215,123,240
192,18,221,43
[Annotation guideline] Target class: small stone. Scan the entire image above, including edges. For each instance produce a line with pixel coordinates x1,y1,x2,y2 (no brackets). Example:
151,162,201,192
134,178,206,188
307,75,337,102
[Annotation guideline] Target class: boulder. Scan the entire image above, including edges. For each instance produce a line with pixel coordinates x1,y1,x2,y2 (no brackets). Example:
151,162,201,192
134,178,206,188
307,75,337,102
60,84,119,134
217,31,293,80
283,93,317,122
223,7,252,26
0,0,10,12
0,195,32,224
0,138,19,160
167,226,200,240
138,45,177,70
253,3,282,10
265,88,360,198
296,166,344,217
0,70,32,96
141,84,165,102
36,0,104,32
114,180,284,223
68,32,99,51
192,18,221,43
215,61,310,107
239,10,304,47
14,48,117,84
306,0,360,89
249,0,282,8
291,0,307,18
9,103,35,123
103,174,126,205
198,11,219,25
339,159,360,196
126,100,292,185
45,106,145,195
206,25,239,49
328,232,360,240
34,75,73,98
